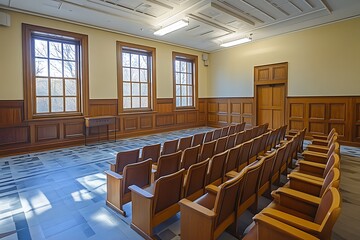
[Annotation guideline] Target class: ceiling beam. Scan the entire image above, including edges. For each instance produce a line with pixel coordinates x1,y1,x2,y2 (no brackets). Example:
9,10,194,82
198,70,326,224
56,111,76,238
211,2,255,26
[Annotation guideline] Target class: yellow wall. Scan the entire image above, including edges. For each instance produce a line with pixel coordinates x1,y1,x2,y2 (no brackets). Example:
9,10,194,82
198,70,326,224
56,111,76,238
208,17,360,97
0,10,208,100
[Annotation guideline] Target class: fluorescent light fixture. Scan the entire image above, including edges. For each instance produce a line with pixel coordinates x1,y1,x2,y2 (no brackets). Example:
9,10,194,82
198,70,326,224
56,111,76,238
154,20,189,36
220,37,252,47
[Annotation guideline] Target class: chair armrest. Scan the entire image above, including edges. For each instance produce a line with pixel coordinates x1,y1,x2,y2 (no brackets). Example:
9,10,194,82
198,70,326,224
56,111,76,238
289,172,324,183
298,160,326,176
261,208,321,235
306,145,329,153
272,187,321,206
104,170,123,180
128,185,154,199
250,214,320,240
311,139,329,146
225,170,238,179
205,185,219,195
312,134,328,140
302,151,328,163
179,198,216,219
108,161,116,172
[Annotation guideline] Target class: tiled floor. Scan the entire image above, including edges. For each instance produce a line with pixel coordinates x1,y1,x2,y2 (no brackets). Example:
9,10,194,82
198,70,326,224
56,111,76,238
0,127,359,240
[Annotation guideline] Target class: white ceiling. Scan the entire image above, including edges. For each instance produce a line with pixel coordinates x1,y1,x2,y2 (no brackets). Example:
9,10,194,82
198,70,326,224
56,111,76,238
1,0,360,52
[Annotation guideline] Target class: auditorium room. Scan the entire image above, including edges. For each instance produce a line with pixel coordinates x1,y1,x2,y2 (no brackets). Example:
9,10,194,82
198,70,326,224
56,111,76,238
1,0,360,239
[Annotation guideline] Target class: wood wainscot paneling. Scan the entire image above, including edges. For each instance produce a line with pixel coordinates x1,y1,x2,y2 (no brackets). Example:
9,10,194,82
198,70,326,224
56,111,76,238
353,98,360,143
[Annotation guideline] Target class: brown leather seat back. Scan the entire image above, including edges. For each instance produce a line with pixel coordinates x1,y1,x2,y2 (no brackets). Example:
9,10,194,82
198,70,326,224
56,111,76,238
282,139,294,167
240,159,264,203
214,136,228,154
235,122,246,133
226,133,237,150
184,159,209,198
243,129,253,142
327,128,336,141
115,149,140,173
235,131,246,146
323,153,339,178
208,151,228,185
153,169,185,215
228,125,236,135
200,140,216,162
156,151,182,179
258,151,277,189
225,144,241,173
271,143,287,176
192,132,205,147
142,143,161,164
214,170,247,228
123,159,152,194
162,139,179,155
221,126,229,137
250,126,260,139
178,136,193,151
213,128,222,140
237,140,253,171
249,136,262,159
320,168,340,197
181,145,201,170
204,131,214,143
259,132,271,154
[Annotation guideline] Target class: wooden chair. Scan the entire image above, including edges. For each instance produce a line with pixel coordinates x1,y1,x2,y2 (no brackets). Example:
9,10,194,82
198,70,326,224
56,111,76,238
270,143,287,187
248,135,262,164
301,142,339,164
207,151,228,186
214,136,228,155
192,132,205,147
261,187,341,240
243,129,253,142
111,149,140,173
279,139,294,176
212,128,222,140
178,136,193,151
235,122,246,133
307,133,338,154
129,169,185,239
235,131,245,146
180,145,201,170
243,214,320,240
312,128,336,146
250,126,260,139
179,169,247,240
226,133,237,150
258,132,271,157
161,139,179,155
105,159,152,216
221,126,229,137
199,140,216,162
236,140,253,172
153,151,182,180
223,144,241,181
204,131,214,143
141,143,161,164
183,158,210,201
265,129,277,152
228,125,236,135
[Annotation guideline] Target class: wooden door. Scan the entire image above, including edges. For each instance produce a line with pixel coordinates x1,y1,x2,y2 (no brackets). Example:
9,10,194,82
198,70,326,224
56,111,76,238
255,63,287,129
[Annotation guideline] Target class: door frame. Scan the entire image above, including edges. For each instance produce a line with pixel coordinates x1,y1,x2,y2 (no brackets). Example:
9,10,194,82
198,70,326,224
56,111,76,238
254,62,288,128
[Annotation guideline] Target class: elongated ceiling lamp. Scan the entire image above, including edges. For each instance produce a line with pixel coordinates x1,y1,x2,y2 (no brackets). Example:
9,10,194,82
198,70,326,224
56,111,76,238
220,37,252,47
154,19,189,36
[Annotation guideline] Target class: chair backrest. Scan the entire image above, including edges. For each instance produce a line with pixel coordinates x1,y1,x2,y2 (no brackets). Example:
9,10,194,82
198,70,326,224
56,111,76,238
257,151,277,190
155,151,182,180
327,133,338,147
250,126,260,139
249,135,262,162
271,143,287,177
277,125,288,146
178,136,193,151
243,129,253,142
214,136,228,154
183,159,210,199
192,132,205,147
115,149,140,173
265,130,276,151
204,131,214,143
221,126,229,137
123,159,152,195
214,169,247,228
226,133,237,150
235,131,246,146
281,139,293,169
141,143,161,164
224,144,241,174
212,128,222,140
153,169,185,215
323,153,340,178
327,128,336,141
258,132,271,155
237,140,253,171
258,123,269,135
314,187,341,240
228,125,236,135
239,158,264,204
162,139,179,155
199,140,216,162
235,122,246,133
180,145,201,170
207,151,228,185
269,128,280,149
319,168,340,197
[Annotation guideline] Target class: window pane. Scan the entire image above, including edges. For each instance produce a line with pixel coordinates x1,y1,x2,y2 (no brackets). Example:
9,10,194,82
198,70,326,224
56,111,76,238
49,41,62,59
140,55,147,68
131,54,139,67
63,44,75,60
176,97,181,107
132,83,140,96
64,61,76,78
181,74,186,84
188,97,193,106
36,97,49,113
175,61,180,72
187,74,192,84
123,68,130,81
123,53,130,67
35,58,48,77
140,69,147,82
65,97,77,111
51,79,63,96
51,97,64,112
176,85,181,96
34,39,48,58
141,83,148,96
123,82,131,96
132,97,140,108
188,86,193,96
181,61,186,72
123,97,131,109
131,69,139,82
141,97,148,108
36,78,49,96
181,97,187,106
50,60,63,77
187,62,192,73
181,86,187,96
65,79,77,96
